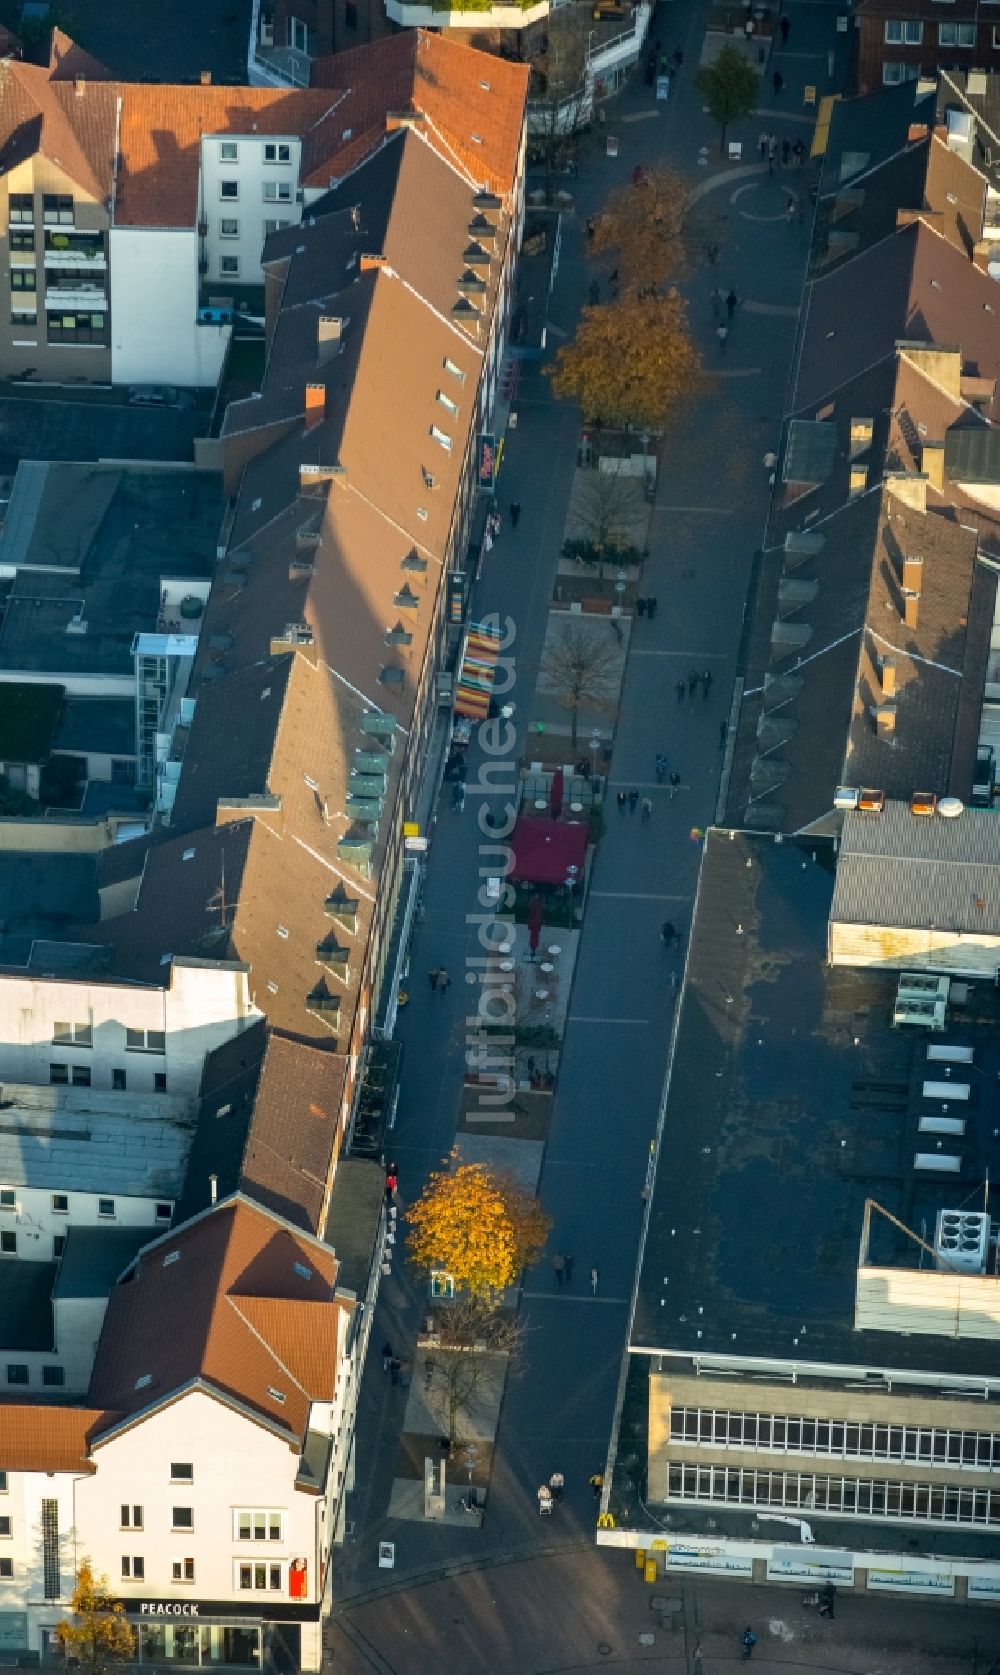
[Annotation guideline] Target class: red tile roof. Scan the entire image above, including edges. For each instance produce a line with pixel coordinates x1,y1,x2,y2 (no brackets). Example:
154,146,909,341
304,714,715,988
88,1197,345,1443
0,1404,113,1472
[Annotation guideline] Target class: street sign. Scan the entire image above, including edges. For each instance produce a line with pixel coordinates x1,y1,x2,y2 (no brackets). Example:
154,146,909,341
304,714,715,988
378,1542,395,1569
656,75,670,100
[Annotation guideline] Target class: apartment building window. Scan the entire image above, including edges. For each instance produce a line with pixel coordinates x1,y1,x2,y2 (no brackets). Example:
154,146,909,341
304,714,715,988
0,1472,8,1492
668,1405,1000,1468
8,194,33,224
156,1203,172,1222
98,1198,115,1218
443,356,466,384
0,1559,11,1579
42,1367,64,1387
0,1516,10,1537
154,1073,168,1093
41,1499,59,1598
120,1506,143,1529
994,24,1000,43
11,310,37,329
172,1507,194,1530
126,1028,165,1054
430,425,452,452
344,1,358,26
262,220,289,236
234,1509,283,1541
220,181,239,201
237,1563,284,1592
52,1193,68,1213
112,1069,126,1091
121,1556,145,1580
883,60,921,81
219,218,239,238
287,17,309,51
50,1062,70,1084
939,20,975,42
220,256,240,277
884,18,923,40
0,1233,15,1256
47,311,107,344
170,1463,193,1482
220,141,238,161
72,1067,91,1087
172,1558,195,1582
0,1189,14,1209
9,229,34,250
10,270,36,292
262,182,292,204
6,1366,27,1385
263,143,291,164
666,1461,1000,1527
53,1020,92,1048
43,194,73,225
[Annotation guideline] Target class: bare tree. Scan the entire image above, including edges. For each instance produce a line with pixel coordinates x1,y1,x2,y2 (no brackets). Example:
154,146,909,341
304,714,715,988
423,1294,524,1449
528,9,592,185
570,465,643,576
539,620,623,753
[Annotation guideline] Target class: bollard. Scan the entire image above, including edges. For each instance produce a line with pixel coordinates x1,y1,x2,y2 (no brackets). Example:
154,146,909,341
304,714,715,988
644,1556,658,1584
635,1549,647,1570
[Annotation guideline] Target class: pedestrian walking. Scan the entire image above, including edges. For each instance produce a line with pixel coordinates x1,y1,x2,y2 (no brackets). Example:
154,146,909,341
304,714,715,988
706,240,719,265
390,1356,401,1385
655,753,667,782
719,719,728,748
786,197,796,225
617,789,627,815
437,968,451,994
564,1254,574,1284
586,215,596,240
767,134,776,173
779,12,790,42
772,69,784,96
672,46,684,69
741,1628,757,1661
725,288,738,320
382,1340,393,1372
647,595,657,618
538,1483,554,1515
632,163,645,186
688,669,698,698
641,797,652,822
428,967,441,990
793,138,805,166
608,267,619,287
628,788,639,813
589,1471,604,1497
385,1166,398,1200
590,1265,600,1293
716,323,728,350
509,500,521,528
549,1471,565,1500
669,771,680,798
636,596,646,618
710,286,724,320
702,668,713,695
782,137,790,166
661,920,677,947
553,1252,566,1286
758,130,768,159
676,679,686,703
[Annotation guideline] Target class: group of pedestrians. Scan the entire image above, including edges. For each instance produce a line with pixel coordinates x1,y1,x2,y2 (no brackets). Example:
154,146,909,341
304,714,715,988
615,788,654,820
427,966,451,993
552,1252,599,1291
758,131,805,172
676,668,713,702
380,1341,409,1386
536,1471,565,1514
635,595,658,618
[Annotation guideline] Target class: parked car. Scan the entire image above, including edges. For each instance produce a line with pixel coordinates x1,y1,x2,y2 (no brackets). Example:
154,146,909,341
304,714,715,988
127,385,195,409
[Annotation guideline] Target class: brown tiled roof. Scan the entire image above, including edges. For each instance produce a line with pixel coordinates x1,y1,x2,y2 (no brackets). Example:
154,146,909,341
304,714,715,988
0,1404,113,1472
47,26,112,82
239,1035,346,1232
114,85,342,227
309,29,529,194
0,59,117,201
88,1197,343,1442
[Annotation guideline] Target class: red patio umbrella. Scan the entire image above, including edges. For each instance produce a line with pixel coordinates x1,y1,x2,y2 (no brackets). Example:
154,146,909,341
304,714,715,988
528,895,543,955
550,766,564,820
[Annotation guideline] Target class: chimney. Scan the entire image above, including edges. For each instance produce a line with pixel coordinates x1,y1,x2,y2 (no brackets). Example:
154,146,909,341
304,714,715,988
317,315,343,363
200,69,212,85
902,554,923,594
922,442,945,492
359,253,386,273
875,703,897,738
74,74,85,97
305,382,325,429
209,1173,218,1205
880,657,896,698
903,591,920,630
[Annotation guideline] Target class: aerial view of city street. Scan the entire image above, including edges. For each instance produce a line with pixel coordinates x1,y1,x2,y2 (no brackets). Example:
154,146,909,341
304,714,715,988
1,0,1000,1668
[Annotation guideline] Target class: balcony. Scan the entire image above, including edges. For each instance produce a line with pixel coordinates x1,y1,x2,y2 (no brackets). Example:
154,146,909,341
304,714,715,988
44,233,106,268
383,0,547,23
44,284,108,311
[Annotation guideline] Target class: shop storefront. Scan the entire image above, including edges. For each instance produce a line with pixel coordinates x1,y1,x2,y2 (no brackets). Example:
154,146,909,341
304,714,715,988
122,1600,320,1670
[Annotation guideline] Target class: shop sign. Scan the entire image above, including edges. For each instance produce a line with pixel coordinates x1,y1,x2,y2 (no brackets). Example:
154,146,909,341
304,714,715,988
968,1571,1000,1601
477,434,496,492
769,1547,853,1585
867,1568,954,1595
125,1600,320,1623
664,1544,753,1576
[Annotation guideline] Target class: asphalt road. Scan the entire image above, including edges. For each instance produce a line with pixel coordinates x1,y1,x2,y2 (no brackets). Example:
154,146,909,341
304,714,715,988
338,0,852,1602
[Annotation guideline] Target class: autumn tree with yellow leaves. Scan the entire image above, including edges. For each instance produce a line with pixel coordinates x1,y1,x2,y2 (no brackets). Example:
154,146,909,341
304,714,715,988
407,1161,550,1297
592,167,700,293
549,290,702,432
55,1563,136,1675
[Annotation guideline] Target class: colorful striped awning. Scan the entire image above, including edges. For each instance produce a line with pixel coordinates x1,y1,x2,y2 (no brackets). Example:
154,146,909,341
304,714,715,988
454,623,502,720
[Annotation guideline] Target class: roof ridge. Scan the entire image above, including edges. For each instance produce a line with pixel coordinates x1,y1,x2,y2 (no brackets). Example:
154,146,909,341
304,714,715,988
226,1293,313,1402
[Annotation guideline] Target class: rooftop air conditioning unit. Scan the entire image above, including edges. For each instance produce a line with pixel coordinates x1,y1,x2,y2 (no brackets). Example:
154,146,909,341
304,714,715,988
934,1209,990,1274
898,973,950,1002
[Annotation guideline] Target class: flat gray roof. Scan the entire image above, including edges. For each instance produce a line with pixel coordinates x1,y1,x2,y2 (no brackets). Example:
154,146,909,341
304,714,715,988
833,801,1000,933
0,1081,195,1197
0,1259,55,1351
0,851,99,968
54,697,135,758
53,1225,153,1299
325,1158,384,1297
